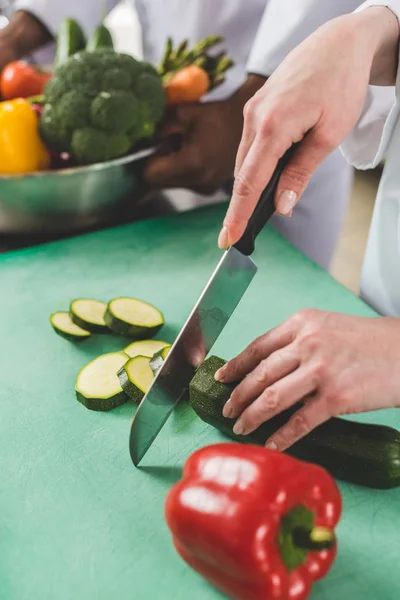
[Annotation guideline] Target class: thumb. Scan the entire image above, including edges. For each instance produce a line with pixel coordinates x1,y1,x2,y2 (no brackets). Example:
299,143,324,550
274,131,335,216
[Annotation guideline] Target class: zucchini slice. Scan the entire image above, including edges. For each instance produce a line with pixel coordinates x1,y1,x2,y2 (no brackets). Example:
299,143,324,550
104,297,164,339
190,356,400,490
50,311,91,342
76,351,129,411
70,298,108,334
124,339,170,359
118,355,154,404
150,345,172,377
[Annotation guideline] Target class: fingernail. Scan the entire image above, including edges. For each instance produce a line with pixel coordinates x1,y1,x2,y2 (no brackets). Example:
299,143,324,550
276,190,297,216
192,351,204,367
222,399,233,418
215,367,226,382
218,226,229,249
233,420,246,436
266,441,278,451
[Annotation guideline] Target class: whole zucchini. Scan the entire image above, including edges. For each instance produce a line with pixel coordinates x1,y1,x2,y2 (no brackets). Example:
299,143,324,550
54,18,86,69
189,356,400,490
86,24,114,52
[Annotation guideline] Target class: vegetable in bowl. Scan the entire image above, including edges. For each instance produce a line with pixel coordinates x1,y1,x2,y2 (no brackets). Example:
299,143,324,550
39,49,165,166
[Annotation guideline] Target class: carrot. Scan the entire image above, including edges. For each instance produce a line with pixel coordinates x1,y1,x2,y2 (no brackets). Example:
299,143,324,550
165,65,210,105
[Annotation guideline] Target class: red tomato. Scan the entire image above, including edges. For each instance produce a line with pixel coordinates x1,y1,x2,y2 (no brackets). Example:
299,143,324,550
0,61,52,101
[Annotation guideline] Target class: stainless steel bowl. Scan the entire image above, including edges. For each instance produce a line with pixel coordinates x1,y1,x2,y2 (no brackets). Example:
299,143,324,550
0,147,154,234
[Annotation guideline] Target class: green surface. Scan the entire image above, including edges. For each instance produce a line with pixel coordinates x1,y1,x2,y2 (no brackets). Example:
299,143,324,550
1,203,399,600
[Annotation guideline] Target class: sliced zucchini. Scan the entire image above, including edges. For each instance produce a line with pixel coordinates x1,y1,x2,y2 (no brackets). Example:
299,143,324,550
118,355,154,404
150,345,172,377
104,297,164,339
50,311,91,342
76,351,129,411
124,339,170,359
70,298,108,334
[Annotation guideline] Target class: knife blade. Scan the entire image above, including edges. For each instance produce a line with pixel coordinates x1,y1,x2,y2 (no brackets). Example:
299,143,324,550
129,144,299,466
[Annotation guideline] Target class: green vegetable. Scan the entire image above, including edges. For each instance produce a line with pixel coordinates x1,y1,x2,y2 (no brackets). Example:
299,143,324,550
40,50,165,165
150,345,171,376
104,297,164,339
124,339,170,359
70,299,108,333
54,18,86,69
190,356,400,490
118,355,154,403
76,351,129,411
50,311,91,342
86,24,114,52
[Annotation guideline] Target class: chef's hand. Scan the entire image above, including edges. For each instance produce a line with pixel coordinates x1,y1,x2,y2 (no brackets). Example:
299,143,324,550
215,310,400,451
144,75,265,194
218,6,400,248
0,11,51,73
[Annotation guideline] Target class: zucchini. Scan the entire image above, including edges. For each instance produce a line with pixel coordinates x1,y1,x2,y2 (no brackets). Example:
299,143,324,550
54,18,86,69
189,356,400,490
124,339,170,359
50,311,91,342
117,355,154,403
104,297,164,339
76,351,129,411
150,345,171,377
86,24,114,52
70,298,108,334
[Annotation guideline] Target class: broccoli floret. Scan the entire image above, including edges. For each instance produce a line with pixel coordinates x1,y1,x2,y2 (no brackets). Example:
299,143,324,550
39,49,165,165
71,129,131,165
71,128,109,165
102,68,131,91
90,90,140,134
39,104,71,152
134,73,165,122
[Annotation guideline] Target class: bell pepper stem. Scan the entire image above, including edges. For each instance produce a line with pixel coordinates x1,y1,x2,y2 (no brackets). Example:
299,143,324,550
292,527,335,551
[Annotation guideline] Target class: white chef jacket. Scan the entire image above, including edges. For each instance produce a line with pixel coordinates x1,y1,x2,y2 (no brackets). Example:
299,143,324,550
14,0,359,269
340,1,400,315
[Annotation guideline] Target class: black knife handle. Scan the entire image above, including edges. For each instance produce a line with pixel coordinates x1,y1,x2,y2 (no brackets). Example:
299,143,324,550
233,143,299,256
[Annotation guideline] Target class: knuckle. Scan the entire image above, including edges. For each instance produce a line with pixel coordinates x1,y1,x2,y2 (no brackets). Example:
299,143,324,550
261,386,279,411
254,359,269,384
282,164,313,187
188,151,204,174
233,171,255,199
292,308,317,326
243,97,257,120
259,112,278,137
315,129,338,153
290,412,312,439
301,331,321,353
311,359,328,381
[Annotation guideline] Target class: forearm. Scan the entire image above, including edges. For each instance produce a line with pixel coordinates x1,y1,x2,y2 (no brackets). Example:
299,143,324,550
0,11,52,60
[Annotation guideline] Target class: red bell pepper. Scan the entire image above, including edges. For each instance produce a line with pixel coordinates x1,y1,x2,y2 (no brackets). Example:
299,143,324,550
165,444,342,600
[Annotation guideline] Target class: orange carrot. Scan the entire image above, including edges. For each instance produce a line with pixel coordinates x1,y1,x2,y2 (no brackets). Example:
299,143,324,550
165,65,210,105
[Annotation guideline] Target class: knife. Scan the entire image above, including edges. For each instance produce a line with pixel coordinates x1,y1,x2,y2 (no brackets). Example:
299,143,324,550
129,144,298,466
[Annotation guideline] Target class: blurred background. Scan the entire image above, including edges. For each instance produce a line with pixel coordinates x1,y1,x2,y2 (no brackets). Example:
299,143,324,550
0,0,383,294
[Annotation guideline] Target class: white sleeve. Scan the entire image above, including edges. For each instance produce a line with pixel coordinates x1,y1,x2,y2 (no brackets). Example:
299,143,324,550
341,1,400,169
14,0,119,37
246,0,362,76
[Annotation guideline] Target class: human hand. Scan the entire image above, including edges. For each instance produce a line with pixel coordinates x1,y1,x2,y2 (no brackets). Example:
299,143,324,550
218,7,400,249
0,11,52,76
215,309,400,451
144,75,265,194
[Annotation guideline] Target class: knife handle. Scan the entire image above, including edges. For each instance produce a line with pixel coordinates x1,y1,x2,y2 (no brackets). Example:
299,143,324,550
233,143,299,256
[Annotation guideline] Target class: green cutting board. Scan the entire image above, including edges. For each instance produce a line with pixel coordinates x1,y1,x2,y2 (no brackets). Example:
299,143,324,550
1,204,399,600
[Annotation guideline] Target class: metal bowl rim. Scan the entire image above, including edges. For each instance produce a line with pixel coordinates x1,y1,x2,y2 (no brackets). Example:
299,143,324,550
0,147,154,182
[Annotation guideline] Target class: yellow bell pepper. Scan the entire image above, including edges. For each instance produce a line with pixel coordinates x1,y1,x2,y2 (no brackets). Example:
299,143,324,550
0,98,50,176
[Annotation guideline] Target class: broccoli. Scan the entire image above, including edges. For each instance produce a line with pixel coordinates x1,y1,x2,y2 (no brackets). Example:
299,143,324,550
40,50,165,165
